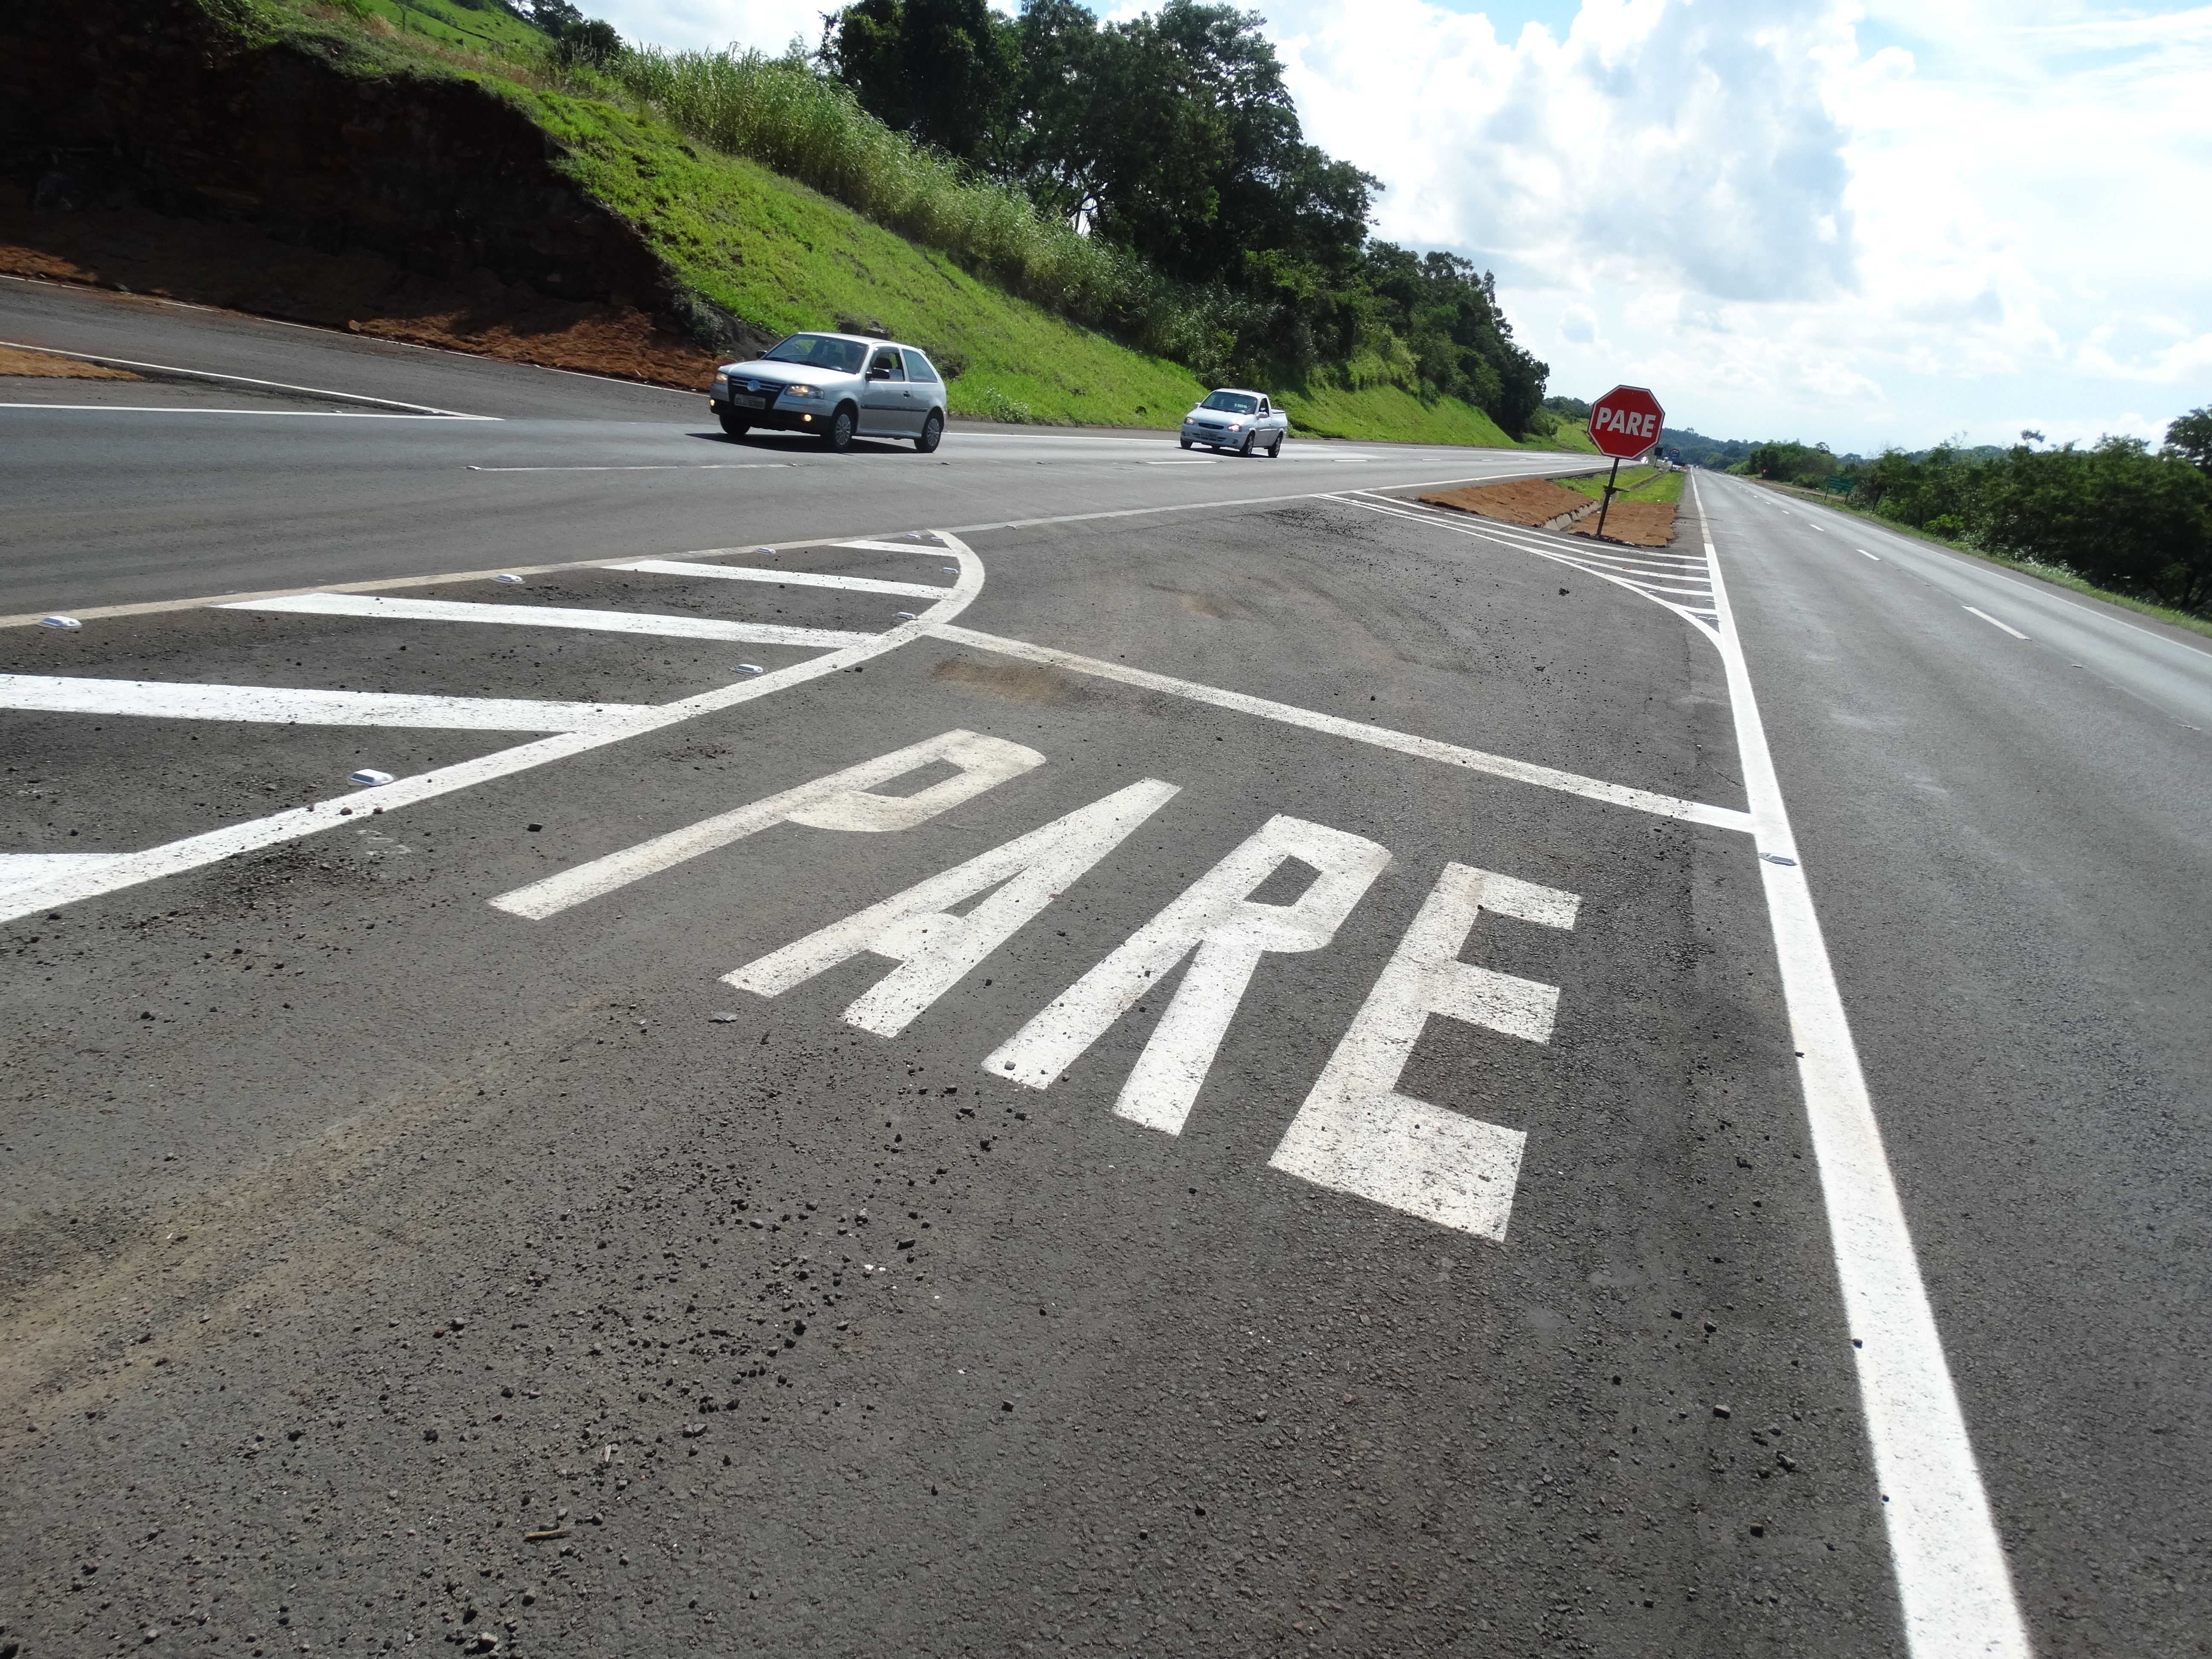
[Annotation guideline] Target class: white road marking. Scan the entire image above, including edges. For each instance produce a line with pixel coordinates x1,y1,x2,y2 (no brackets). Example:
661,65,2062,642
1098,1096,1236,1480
0,405,481,419
984,816,1390,1134
1336,495,1717,624
0,853,126,899
611,559,949,598
1691,476,2028,1659
0,538,989,925
0,339,495,418
0,674,648,731
1963,605,2029,640
467,463,795,472
1147,458,1220,466
221,592,874,649
728,779,1180,1037
1861,550,1881,560
1269,863,1578,1240
491,730,1044,920
926,623,1751,832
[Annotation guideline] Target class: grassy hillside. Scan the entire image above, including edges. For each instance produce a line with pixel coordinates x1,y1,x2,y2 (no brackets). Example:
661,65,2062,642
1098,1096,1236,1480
521,89,1206,427
180,0,1575,444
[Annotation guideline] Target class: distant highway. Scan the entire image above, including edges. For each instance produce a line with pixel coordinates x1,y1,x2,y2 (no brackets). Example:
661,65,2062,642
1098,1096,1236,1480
1,276,2205,1659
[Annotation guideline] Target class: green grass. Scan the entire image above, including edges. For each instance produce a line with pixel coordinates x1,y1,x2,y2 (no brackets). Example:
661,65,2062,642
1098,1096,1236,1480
522,91,1207,426
1746,480,2212,640
353,0,546,58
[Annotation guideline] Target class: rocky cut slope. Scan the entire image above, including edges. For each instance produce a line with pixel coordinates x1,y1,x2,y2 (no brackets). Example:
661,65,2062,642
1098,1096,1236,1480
0,0,760,383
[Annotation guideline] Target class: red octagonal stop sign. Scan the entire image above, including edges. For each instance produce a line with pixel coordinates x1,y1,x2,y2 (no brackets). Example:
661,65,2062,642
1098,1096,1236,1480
1588,384,1665,459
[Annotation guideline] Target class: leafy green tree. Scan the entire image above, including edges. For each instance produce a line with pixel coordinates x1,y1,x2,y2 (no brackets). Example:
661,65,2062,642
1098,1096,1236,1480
2164,406,2212,474
821,0,1023,166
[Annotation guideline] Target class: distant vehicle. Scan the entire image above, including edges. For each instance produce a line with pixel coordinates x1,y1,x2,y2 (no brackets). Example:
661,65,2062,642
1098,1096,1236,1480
710,333,947,454
1181,389,1289,456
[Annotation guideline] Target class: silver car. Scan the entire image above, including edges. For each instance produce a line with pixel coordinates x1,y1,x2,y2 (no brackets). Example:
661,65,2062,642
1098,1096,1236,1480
710,332,948,454
1180,388,1289,456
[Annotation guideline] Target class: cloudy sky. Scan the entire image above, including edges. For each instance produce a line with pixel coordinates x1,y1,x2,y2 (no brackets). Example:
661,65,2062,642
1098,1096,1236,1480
587,0,2209,453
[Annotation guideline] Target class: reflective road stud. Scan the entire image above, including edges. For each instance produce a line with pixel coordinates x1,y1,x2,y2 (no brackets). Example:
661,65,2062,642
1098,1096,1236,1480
1269,863,1579,1240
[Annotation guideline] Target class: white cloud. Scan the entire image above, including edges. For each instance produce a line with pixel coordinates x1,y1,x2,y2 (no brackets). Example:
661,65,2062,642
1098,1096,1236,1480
588,0,2212,450
1274,0,2211,449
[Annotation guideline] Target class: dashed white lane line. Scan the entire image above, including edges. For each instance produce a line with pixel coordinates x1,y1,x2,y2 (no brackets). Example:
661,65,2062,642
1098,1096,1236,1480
926,621,1751,831
610,559,950,599
221,592,875,649
0,540,988,926
0,675,647,731
1860,550,1881,560
1692,476,2028,1659
1963,605,2029,640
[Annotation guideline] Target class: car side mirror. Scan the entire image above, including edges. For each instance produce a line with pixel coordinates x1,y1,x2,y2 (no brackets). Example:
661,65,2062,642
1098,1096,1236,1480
868,366,891,380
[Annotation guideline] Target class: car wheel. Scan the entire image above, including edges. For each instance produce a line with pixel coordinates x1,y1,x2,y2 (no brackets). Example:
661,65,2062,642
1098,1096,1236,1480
717,411,750,438
915,410,943,454
825,405,856,452
1239,431,1255,457
1267,434,1283,457
1179,437,1193,450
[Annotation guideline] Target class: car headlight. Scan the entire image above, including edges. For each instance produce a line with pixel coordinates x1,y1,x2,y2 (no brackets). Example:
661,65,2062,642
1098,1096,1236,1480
782,384,819,401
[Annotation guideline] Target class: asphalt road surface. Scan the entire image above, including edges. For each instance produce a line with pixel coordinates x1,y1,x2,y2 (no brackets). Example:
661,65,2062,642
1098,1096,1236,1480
1,280,2205,1659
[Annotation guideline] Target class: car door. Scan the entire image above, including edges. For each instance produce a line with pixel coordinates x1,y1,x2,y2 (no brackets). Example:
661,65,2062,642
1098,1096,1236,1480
901,348,943,426
859,346,916,437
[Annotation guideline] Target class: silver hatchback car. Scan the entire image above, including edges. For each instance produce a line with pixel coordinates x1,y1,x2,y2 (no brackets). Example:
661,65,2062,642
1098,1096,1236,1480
1180,388,1289,456
710,332,949,453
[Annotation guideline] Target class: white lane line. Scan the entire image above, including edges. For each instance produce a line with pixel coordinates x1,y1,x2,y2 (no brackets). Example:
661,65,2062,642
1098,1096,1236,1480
1962,605,2029,640
1860,550,1881,561
0,340,495,418
926,621,1752,832
492,730,1044,920
0,539,989,926
0,674,648,731
220,592,875,649
609,559,950,599
1146,458,1220,466
1691,475,2027,1659
468,463,794,472
0,405,482,420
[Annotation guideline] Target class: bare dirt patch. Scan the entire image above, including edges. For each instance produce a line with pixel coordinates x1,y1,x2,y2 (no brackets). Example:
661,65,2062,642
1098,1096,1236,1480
0,343,137,379
1571,500,1679,548
1420,477,1595,528
929,656,1090,705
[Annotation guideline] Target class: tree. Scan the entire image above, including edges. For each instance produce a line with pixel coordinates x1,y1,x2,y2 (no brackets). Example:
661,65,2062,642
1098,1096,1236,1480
821,0,1022,166
2164,406,2212,475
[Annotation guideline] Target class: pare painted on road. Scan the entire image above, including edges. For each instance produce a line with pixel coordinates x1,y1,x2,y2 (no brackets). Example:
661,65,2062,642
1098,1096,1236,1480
489,730,1580,1243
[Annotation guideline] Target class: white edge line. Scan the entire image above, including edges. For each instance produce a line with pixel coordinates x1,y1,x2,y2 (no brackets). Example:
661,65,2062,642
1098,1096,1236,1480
925,620,1751,832
1692,474,2029,1659
0,339,498,419
0,539,988,926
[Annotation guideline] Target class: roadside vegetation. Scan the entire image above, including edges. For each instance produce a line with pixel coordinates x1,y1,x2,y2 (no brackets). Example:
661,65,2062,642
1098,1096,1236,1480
1728,415,2212,624
228,0,1570,443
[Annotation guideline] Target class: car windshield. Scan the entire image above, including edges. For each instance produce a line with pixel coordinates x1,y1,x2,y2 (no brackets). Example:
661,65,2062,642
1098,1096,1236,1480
762,334,869,374
1200,392,1259,414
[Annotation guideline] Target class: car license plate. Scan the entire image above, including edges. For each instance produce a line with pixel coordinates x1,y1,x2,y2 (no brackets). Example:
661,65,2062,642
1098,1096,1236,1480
729,394,766,410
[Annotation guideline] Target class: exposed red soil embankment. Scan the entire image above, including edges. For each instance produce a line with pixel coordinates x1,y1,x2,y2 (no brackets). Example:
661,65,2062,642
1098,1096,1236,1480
1421,477,1595,528
0,0,755,386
